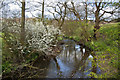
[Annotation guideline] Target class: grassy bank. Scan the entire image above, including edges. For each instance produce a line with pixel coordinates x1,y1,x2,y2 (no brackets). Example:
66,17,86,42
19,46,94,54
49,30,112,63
85,22,119,78
64,22,119,78
61,22,119,78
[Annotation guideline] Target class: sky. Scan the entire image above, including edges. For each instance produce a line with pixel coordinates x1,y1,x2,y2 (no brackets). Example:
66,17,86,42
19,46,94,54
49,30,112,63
0,0,119,20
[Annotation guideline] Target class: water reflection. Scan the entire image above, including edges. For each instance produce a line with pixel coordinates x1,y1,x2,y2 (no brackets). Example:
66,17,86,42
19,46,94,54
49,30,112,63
34,39,101,78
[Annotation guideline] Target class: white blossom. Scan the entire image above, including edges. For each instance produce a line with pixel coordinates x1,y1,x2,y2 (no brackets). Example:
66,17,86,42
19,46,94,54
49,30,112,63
25,20,61,53
2,19,61,54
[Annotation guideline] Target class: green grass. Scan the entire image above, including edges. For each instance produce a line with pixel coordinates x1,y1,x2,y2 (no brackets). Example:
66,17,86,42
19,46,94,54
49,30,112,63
85,22,119,78
86,22,119,51
62,22,119,78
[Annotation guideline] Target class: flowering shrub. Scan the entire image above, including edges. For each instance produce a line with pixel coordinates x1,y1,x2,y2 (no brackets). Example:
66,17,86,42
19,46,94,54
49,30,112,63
25,20,61,53
2,19,61,56
2,19,61,75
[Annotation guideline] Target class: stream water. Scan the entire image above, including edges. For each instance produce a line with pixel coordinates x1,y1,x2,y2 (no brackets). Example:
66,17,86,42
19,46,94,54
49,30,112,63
33,39,101,78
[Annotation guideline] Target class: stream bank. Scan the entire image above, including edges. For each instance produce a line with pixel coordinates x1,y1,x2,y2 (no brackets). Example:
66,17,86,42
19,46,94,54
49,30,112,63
3,39,101,79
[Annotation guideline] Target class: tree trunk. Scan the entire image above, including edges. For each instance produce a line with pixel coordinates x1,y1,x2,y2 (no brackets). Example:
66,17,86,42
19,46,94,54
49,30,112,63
85,2,88,23
42,0,44,24
21,0,25,45
94,3,100,39
20,0,25,62
59,2,67,30
94,19,100,39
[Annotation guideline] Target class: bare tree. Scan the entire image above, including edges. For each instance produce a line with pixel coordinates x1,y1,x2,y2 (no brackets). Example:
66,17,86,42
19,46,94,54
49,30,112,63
66,2,82,21
0,0,13,9
25,0,42,19
48,2,67,29
92,2,118,39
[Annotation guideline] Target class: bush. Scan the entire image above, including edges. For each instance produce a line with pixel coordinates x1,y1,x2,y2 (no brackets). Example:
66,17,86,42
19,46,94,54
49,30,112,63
62,20,94,43
2,19,61,74
25,20,61,53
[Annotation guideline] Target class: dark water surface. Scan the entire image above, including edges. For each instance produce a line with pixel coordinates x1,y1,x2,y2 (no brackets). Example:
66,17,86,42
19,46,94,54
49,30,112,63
34,39,101,78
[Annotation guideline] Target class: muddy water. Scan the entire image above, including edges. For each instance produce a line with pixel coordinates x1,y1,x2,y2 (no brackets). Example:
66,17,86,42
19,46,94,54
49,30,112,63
34,39,101,78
